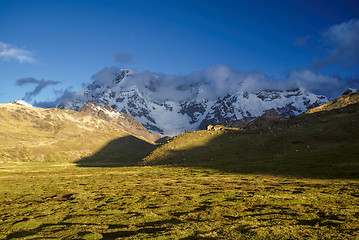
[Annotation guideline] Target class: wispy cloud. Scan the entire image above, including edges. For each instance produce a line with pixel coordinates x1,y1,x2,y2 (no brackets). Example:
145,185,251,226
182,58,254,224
113,53,135,65
0,42,37,64
287,69,349,98
34,88,75,108
312,19,359,70
16,77,60,101
294,35,311,46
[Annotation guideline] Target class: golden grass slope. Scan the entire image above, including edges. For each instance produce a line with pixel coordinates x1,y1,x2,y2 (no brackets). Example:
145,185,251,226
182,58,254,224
306,91,359,114
0,104,155,163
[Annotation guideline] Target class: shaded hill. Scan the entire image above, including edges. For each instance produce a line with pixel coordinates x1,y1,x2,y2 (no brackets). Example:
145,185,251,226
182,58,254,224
0,104,155,163
75,135,155,167
142,99,359,179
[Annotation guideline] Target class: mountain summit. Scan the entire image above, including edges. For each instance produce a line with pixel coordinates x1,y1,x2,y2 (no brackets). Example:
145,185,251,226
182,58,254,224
57,66,328,136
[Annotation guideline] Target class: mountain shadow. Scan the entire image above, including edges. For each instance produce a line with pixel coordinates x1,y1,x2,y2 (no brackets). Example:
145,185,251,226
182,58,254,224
75,135,156,167
143,103,359,179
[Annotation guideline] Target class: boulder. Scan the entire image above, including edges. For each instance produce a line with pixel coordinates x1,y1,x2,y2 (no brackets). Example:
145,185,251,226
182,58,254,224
213,125,224,131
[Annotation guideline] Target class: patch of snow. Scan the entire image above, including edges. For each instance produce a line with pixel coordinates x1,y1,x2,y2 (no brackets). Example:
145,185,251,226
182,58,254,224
10,99,33,107
344,88,358,94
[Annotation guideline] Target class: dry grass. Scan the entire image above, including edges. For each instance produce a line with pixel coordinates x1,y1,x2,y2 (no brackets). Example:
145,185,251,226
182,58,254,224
306,92,359,114
0,163,358,239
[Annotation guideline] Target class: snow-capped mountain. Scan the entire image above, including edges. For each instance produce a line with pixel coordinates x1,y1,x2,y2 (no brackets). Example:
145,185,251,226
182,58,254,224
57,66,328,136
197,89,327,130
342,88,358,95
10,99,33,107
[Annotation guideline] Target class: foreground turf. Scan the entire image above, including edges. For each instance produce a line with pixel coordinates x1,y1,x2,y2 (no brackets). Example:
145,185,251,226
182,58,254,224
1,163,358,239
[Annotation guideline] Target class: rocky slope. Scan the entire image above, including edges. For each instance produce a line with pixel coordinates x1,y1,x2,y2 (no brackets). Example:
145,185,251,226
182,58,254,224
79,101,161,142
57,68,328,136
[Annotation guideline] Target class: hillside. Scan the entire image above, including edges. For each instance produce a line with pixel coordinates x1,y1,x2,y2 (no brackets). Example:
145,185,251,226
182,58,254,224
0,104,155,164
142,97,359,179
306,90,359,114
79,101,161,142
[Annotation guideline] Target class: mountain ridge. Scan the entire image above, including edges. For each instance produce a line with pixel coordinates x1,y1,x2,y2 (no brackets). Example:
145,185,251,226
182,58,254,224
56,67,329,136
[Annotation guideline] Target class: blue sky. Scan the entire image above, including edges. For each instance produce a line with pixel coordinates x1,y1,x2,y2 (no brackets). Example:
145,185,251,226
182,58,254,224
1,0,358,104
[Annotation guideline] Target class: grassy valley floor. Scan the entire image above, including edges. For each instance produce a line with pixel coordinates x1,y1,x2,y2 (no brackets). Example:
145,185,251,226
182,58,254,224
1,97,359,239
0,163,358,239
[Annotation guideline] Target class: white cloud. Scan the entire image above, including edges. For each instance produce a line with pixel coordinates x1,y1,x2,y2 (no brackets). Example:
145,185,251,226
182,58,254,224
287,69,359,99
288,69,341,93
91,66,122,85
0,42,37,64
88,65,315,102
312,19,359,69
